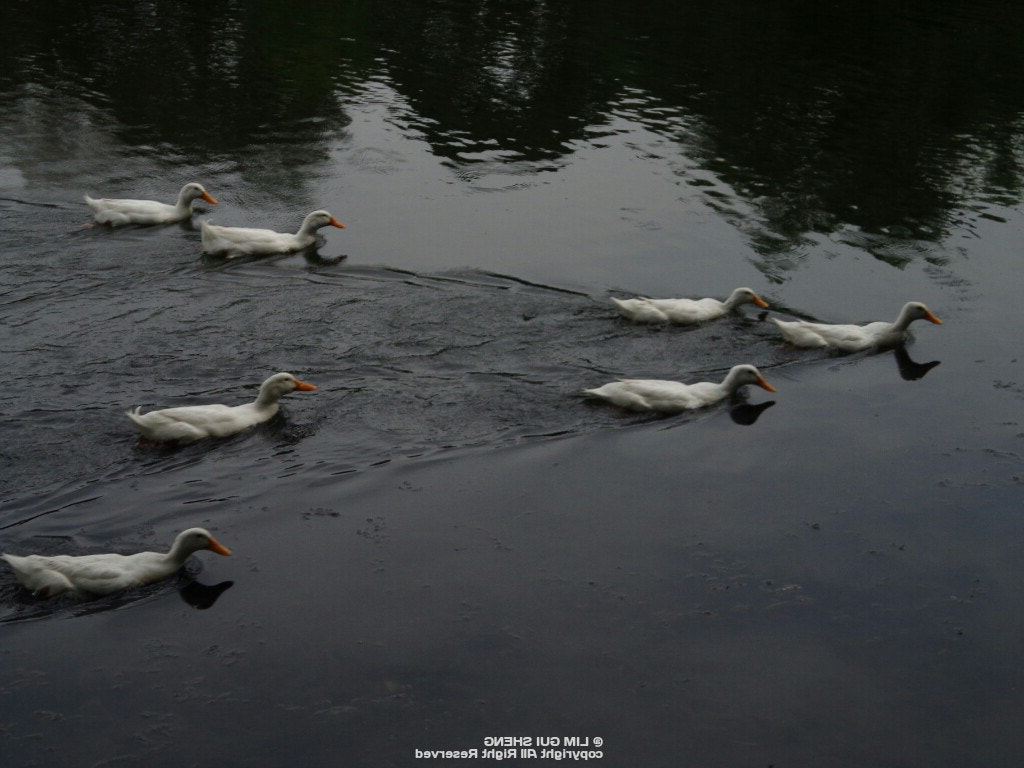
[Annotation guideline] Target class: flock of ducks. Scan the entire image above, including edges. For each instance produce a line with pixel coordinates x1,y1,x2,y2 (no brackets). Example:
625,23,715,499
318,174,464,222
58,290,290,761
2,183,943,600
587,292,941,412
84,182,346,257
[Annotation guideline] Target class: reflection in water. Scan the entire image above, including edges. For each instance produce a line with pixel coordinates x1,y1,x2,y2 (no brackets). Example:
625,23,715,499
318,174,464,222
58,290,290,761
371,0,1024,270
199,243,348,268
775,342,943,383
179,579,234,610
893,345,941,381
0,0,352,197
2,0,1021,267
1,574,234,620
729,399,775,426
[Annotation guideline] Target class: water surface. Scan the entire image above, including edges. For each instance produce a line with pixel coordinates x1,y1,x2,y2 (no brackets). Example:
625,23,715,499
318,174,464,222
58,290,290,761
2,1,1023,766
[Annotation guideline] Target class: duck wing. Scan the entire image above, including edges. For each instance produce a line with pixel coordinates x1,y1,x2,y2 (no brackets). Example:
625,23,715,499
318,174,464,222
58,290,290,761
127,404,248,442
201,223,300,256
611,298,668,323
652,298,724,324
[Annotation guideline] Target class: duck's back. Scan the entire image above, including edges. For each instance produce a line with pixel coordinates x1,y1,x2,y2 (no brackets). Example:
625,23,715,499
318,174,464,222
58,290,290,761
653,297,725,323
201,222,303,256
586,379,712,412
86,196,179,225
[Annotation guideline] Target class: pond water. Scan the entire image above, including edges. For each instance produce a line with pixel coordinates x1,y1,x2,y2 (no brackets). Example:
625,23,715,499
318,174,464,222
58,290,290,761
2,1,1023,766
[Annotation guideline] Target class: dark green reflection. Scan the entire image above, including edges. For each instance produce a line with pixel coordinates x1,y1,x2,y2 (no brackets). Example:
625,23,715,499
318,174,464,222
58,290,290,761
2,0,1022,256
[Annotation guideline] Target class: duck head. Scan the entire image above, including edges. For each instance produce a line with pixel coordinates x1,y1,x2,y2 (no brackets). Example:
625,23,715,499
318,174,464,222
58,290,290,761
257,372,318,405
899,301,942,327
300,210,345,234
172,528,232,559
179,183,218,206
725,364,776,394
725,287,770,310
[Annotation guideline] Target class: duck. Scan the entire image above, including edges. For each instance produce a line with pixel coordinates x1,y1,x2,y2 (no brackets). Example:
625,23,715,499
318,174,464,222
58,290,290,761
84,182,217,226
611,287,769,324
126,372,317,443
771,301,942,352
583,364,776,413
2,528,231,598
201,210,345,257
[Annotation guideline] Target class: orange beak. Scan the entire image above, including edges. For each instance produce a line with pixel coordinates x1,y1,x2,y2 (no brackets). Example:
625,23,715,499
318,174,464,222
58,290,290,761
753,294,769,309
924,310,942,325
329,216,346,229
201,191,218,205
293,378,317,391
757,376,777,393
207,536,232,556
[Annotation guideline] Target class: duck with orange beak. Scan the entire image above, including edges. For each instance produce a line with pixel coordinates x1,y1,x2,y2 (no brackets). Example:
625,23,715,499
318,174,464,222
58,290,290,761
85,182,218,226
201,209,345,257
771,301,942,352
126,372,317,443
583,364,776,413
3,528,232,598
612,287,769,324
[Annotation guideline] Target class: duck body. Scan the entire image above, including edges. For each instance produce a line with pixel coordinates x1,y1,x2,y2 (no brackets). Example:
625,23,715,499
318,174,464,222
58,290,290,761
85,183,217,226
612,287,768,324
2,528,231,598
771,301,942,352
126,372,317,443
583,364,776,413
201,210,345,257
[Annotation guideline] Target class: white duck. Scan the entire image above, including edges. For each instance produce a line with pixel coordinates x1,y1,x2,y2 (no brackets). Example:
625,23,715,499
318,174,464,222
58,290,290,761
583,364,776,413
201,209,345,257
85,183,217,226
612,287,769,324
126,372,317,443
771,301,942,352
2,528,231,599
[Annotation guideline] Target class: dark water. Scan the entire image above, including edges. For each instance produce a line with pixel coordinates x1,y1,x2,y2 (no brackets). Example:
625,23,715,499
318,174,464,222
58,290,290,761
2,1,1023,766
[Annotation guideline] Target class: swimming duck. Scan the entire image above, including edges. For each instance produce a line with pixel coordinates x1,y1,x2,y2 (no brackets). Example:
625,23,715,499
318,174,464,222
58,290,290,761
201,210,345,257
771,301,942,352
583,364,776,413
2,528,231,598
84,183,217,226
126,372,317,443
612,287,769,324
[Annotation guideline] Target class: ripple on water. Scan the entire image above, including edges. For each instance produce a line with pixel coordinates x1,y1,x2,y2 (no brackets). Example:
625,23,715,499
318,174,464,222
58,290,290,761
1,259,788,516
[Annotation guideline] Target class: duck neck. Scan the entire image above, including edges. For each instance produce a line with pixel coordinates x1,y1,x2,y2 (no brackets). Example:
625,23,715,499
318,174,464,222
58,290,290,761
165,539,193,567
254,383,285,409
297,217,320,238
721,291,743,310
892,306,915,331
174,189,194,211
255,391,278,409
719,368,744,395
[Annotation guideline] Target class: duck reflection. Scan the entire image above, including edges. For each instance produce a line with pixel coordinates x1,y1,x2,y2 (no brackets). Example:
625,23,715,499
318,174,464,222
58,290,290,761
179,580,234,610
893,345,941,381
302,249,348,267
729,399,775,426
199,247,347,269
